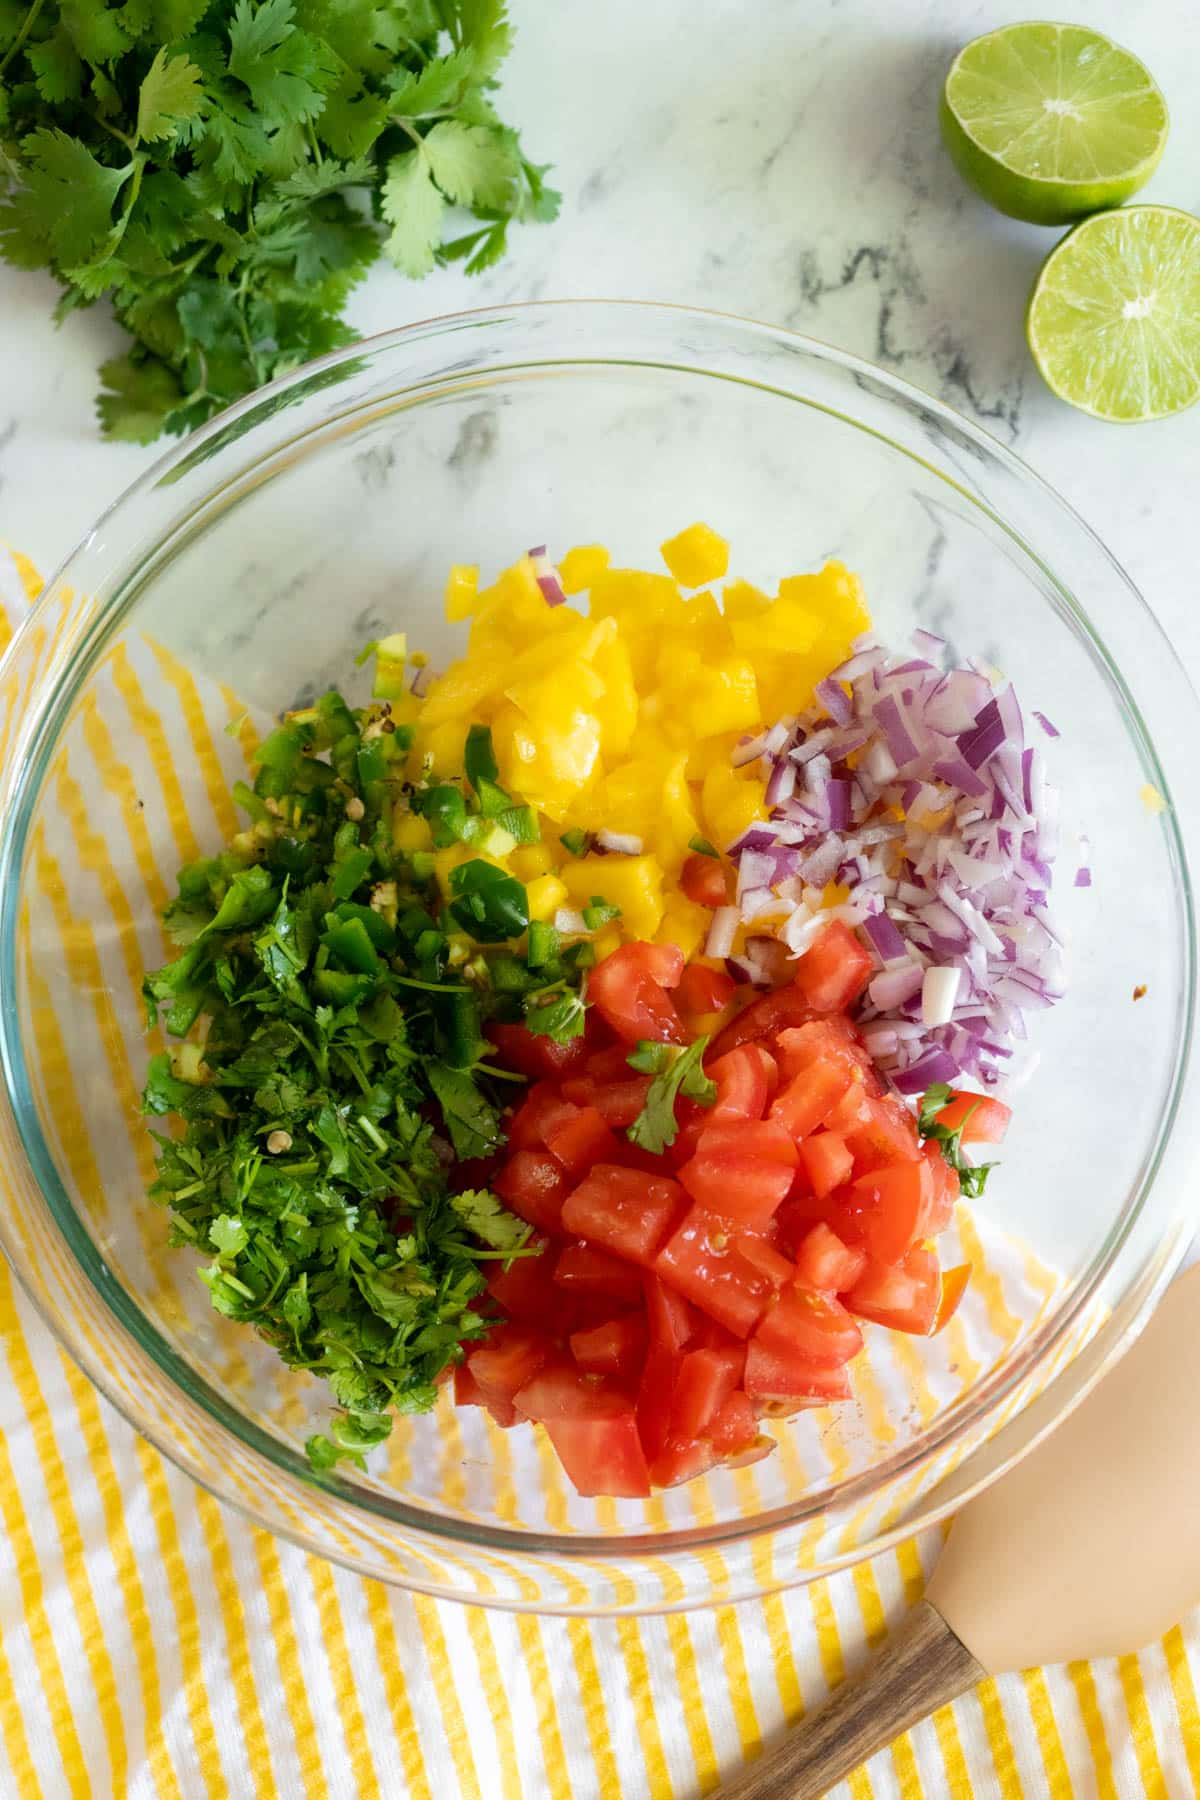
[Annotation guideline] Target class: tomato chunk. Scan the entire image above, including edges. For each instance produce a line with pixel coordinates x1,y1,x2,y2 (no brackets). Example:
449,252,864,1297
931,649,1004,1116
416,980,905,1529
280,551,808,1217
644,1272,697,1353
677,962,736,1016
553,1241,644,1304
454,1362,485,1407
508,1083,580,1151
678,1121,797,1227
469,1325,553,1427
792,1222,867,1293
561,1074,653,1128
680,853,731,909
493,1150,572,1236
561,1165,686,1266
744,1341,854,1404
706,1390,759,1453
656,1209,790,1336
707,979,815,1058
707,1045,772,1121
774,1017,871,1081
588,942,686,1045
755,1285,863,1368
486,1239,570,1330
844,1246,941,1335
844,1093,922,1172
793,920,873,1012
544,1104,620,1175
489,1020,591,1079
667,1345,745,1441
931,1089,1012,1144
798,1130,854,1199
931,1262,972,1333
570,1313,648,1380
649,1437,719,1489
770,1059,854,1142
835,1157,937,1263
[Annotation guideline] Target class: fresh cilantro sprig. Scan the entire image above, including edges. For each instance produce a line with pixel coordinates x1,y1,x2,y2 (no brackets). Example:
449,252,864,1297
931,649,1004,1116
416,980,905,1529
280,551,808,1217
0,1,559,443
626,1036,718,1154
917,1083,996,1199
140,686,589,1475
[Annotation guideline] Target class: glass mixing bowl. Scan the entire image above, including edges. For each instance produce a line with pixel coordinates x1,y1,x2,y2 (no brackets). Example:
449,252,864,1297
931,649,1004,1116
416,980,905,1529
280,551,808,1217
1,302,1198,1614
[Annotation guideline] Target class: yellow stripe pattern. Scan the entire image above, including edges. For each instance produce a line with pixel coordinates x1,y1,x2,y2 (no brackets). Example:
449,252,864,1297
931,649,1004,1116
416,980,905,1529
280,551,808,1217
0,544,1198,1798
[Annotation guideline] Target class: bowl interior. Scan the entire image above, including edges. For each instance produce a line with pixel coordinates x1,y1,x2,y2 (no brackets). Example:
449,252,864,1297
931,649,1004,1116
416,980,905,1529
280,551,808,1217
1,306,1194,1595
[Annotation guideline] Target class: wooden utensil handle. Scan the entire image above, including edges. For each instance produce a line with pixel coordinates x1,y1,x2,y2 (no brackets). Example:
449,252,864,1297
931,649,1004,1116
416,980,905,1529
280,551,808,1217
716,1600,982,1799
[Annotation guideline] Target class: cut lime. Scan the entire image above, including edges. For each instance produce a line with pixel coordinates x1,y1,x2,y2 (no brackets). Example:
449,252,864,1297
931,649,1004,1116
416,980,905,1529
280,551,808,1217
941,22,1168,226
1026,206,1200,422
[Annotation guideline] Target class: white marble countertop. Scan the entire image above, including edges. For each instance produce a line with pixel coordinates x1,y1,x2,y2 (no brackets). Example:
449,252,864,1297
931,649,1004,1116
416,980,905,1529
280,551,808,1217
1,0,1198,653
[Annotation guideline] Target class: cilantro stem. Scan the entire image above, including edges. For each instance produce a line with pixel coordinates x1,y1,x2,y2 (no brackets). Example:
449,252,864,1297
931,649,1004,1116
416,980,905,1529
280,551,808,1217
0,0,44,79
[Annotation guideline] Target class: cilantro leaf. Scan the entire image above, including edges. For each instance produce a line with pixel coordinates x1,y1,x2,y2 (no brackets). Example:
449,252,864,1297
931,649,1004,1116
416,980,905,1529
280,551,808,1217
136,47,206,143
626,1036,718,1154
422,119,518,210
227,0,337,125
449,1187,530,1253
96,353,184,443
524,987,586,1042
427,1061,504,1161
380,147,444,277
1,128,131,269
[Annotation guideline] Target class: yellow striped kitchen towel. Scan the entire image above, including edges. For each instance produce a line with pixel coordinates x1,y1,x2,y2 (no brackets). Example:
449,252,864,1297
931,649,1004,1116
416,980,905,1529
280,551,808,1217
1,542,1199,1799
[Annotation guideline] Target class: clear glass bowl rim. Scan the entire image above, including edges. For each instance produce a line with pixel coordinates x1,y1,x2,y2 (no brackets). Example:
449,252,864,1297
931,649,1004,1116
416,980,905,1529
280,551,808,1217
0,297,1196,1582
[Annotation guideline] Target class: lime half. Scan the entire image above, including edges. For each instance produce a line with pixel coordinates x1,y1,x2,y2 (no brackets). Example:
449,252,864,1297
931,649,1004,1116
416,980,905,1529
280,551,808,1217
1027,206,1200,422
941,22,1168,226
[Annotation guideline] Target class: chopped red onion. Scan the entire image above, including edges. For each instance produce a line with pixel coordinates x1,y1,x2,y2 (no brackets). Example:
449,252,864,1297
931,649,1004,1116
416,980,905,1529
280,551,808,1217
863,912,908,964
706,906,740,960
1033,710,1060,739
528,545,567,607
870,964,924,1009
815,677,853,724
911,627,945,657
921,966,961,1026
765,759,797,807
596,830,643,855
553,908,588,935
409,661,435,697
875,695,919,767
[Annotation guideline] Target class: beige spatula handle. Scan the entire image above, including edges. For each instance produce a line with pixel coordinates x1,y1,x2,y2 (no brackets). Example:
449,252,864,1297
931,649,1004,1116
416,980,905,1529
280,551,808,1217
716,1599,982,1799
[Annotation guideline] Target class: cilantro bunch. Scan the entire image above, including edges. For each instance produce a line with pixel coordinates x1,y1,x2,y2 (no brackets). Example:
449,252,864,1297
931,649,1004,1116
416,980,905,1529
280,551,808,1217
141,685,585,1472
917,1083,997,1199
0,0,558,443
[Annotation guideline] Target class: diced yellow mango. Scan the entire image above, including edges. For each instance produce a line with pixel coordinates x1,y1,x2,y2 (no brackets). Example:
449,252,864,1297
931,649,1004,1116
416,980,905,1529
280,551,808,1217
681,656,761,740
593,923,624,962
433,843,474,898
779,561,871,639
421,717,475,776
444,564,479,622
526,873,569,922
559,544,610,595
416,656,500,729
589,632,638,760
656,892,712,960
510,844,556,882
722,577,771,621
731,600,825,656
492,701,602,821
393,812,432,854
561,853,665,942
660,522,730,589
659,754,699,870
702,761,767,852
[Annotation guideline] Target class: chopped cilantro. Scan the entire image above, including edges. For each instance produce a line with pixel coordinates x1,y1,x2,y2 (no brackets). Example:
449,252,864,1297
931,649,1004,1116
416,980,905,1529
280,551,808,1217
626,1036,718,1154
917,1083,997,1200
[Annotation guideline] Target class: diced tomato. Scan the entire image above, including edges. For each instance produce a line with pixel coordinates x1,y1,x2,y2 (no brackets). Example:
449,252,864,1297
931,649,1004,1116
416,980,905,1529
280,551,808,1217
561,1164,686,1266
844,1093,922,1172
667,1346,745,1441
445,1152,504,1196
644,1272,697,1354
544,1104,619,1175
649,1437,719,1489
508,1083,580,1151
678,1121,797,1227
488,1020,592,1080
792,1222,867,1293
665,1097,711,1169
707,979,815,1059
680,854,731,909
549,1410,651,1498
834,1157,936,1263
554,1240,645,1304
931,1262,972,1333
656,1209,790,1336
773,1016,871,1081
769,1059,854,1142
705,1389,759,1453
931,1089,1012,1144
676,962,736,1016
793,920,873,1013
587,1044,640,1082
798,1131,854,1199
755,1284,863,1368
454,1362,485,1407
844,1246,941,1335
824,1077,872,1134
707,1044,772,1121
512,1361,616,1420
744,1341,854,1404
493,1150,572,1236
469,1325,553,1427
561,1073,653,1128
486,1239,570,1330
570,1313,648,1381
588,942,686,1045
922,1140,960,1233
